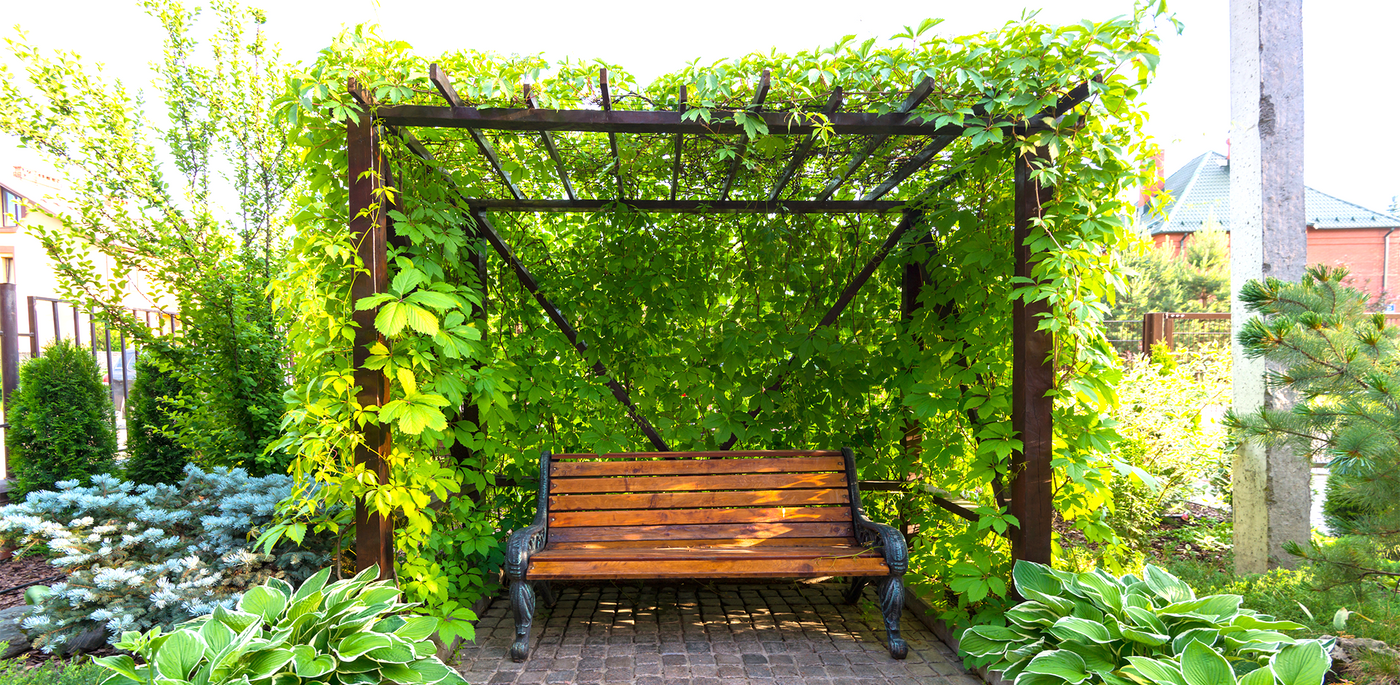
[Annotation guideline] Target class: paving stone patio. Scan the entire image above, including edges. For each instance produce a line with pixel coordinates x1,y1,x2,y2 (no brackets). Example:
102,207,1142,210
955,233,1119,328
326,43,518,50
451,581,983,685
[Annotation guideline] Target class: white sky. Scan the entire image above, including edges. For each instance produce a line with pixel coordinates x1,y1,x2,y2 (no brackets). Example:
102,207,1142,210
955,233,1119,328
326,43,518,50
3,0,1396,213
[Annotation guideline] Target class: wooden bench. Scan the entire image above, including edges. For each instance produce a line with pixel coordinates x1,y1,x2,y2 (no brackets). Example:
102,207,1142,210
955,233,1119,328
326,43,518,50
504,448,909,661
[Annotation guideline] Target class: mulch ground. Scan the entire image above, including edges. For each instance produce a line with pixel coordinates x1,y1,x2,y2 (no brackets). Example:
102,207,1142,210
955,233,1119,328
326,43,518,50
0,555,64,610
1053,502,1231,565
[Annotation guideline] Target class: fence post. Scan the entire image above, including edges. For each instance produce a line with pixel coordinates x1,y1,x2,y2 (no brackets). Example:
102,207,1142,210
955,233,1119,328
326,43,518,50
0,284,16,403
1164,314,1177,350
0,283,15,480
1140,312,1166,354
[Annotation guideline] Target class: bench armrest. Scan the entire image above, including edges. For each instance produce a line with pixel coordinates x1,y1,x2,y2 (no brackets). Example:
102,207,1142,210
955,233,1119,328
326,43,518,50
853,515,908,576
842,447,909,576
506,450,553,581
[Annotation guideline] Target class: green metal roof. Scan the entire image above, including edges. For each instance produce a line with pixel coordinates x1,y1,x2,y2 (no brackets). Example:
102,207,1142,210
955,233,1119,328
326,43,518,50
1136,151,1399,234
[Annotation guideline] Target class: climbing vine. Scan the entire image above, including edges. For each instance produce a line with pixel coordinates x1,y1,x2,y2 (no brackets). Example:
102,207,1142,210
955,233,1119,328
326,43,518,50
270,6,1168,630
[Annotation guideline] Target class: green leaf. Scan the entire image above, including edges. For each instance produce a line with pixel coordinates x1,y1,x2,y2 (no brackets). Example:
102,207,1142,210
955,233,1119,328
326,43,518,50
1181,641,1235,685
200,620,235,658
156,631,207,680
294,568,332,603
407,660,452,685
380,663,423,684
956,625,1018,657
96,656,143,682
1013,561,1064,597
335,633,393,661
214,605,263,634
393,616,439,642
1144,565,1194,604
291,646,334,679
1124,656,1188,685
1047,616,1113,644
245,649,294,679
1023,650,1089,684
1269,641,1328,685
1238,668,1277,685
1231,615,1305,632
367,643,416,664
239,586,289,624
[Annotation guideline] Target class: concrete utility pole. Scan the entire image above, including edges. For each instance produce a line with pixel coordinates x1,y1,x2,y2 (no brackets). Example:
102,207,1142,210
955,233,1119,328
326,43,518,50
1229,0,1310,573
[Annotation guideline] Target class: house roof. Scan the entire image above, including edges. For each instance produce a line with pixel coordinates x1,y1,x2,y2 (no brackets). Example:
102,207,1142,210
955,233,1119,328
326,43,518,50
1136,151,1400,234
0,165,68,216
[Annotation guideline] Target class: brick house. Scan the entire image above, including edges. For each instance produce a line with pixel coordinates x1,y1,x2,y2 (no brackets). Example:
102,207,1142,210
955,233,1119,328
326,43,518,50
1137,151,1400,309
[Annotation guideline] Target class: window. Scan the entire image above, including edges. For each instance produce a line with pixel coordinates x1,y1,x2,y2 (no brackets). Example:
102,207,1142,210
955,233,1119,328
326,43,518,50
2,189,25,227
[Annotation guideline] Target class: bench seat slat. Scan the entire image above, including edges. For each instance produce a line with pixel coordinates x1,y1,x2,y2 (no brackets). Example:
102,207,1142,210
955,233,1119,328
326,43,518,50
533,545,881,561
545,536,858,550
549,505,850,528
549,488,849,511
551,456,845,478
550,472,846,494
546,521,854,542
552,450,841,459
527,556,889,580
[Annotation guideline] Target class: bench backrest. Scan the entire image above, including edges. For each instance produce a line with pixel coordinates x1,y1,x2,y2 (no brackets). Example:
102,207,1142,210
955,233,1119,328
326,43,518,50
544,450,857,548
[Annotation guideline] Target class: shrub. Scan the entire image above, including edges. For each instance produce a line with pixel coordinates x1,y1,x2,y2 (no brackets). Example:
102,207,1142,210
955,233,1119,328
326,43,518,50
6,339,118,498
1105,343,1232,552
958,561,1334,684
94,566,465,685
0,465,330,653
0,657,104,685
1320,469,1372,536
124,344,191,485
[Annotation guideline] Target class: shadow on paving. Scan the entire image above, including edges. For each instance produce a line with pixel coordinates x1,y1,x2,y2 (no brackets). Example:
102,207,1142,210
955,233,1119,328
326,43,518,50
451,580,984,685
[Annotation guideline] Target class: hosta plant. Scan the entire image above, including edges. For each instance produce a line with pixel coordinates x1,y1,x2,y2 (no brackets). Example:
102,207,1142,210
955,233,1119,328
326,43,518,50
959,561,1334,684
94,565,465,685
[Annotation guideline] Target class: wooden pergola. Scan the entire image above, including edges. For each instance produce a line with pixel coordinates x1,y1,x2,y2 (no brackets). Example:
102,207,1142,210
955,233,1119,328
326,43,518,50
346,65,1094,577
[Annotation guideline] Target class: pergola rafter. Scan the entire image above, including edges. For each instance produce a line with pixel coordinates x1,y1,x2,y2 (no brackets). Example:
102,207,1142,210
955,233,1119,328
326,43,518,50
347,67,1098,577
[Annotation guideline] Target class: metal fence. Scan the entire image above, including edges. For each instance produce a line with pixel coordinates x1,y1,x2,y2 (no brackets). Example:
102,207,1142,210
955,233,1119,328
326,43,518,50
0,283,178,476
1111,311,1400,357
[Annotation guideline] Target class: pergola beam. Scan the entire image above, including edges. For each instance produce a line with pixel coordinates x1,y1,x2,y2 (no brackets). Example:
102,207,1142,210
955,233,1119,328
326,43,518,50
719,69,771,201
816,77,935,201
471,210,670,452
769,87,843,201
465,199,905,213
430,63,523,201
600,69,624,198
524,84,576,201
375,102,1078,138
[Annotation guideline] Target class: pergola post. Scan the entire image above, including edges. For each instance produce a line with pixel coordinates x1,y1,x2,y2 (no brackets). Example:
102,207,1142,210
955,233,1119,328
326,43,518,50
1009,148,1055,564
348,94,395,579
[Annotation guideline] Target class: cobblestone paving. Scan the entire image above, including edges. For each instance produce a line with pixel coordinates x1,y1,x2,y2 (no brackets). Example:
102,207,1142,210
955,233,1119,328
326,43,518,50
452,581,983,685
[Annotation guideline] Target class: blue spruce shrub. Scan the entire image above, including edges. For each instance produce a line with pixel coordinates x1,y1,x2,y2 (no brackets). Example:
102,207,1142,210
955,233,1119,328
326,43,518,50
0,465,330,653
6,339,117,498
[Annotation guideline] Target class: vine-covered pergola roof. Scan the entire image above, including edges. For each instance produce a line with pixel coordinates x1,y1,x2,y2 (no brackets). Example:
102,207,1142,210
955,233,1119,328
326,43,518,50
343,61,1101,577
351,65,1095,214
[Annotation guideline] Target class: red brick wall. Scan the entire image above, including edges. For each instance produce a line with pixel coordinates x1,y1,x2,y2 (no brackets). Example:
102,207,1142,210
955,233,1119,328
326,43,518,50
1147,227,1398,308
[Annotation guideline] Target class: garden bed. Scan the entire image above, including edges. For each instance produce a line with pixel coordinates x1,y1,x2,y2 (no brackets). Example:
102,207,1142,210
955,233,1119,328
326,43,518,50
0,557,62,611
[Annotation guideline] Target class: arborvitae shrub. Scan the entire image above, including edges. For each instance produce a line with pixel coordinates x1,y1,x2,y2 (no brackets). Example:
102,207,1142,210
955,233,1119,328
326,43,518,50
6,338,117,498
124,344,190,485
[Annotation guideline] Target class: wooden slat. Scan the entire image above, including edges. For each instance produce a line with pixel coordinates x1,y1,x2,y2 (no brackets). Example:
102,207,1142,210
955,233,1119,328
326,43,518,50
545,537,856,550
549,505,850,528
550,472,846,494
551,456,845,477
552,450,841,459
546,521,853,542
550,488,848,511
533,545,880,561
527,556,889,580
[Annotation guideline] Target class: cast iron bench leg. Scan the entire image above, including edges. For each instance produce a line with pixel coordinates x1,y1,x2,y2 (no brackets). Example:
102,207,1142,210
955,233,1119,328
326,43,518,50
877,575,907,659
843,576,869,604
510,579,536,662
